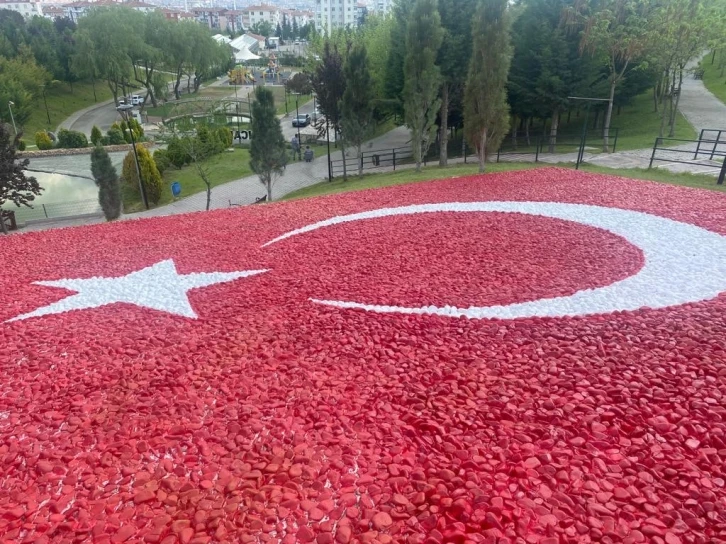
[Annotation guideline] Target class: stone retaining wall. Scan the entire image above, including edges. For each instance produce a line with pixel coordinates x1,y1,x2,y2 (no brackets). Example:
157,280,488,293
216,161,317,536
19,142,154,159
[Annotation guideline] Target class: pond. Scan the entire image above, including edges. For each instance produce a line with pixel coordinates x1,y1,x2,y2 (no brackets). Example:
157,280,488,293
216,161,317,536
2,171,101,224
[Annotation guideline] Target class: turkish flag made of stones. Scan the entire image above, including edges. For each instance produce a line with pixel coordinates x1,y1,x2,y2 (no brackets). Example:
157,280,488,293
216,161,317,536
1,168,725,543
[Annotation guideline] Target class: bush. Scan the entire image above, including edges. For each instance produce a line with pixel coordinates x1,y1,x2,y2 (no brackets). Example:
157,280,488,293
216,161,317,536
35,131,53,150
17,140,26,151
153,149,171,174
167,137,192,168
100,136,110,146
106,128,125,145
57,128,88,149
122,144,163,205
91,125,102,146
216,126,233,149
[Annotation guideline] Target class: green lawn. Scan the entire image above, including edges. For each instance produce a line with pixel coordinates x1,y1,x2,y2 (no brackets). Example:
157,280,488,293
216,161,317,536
702,50,726,106
21,80,113,142
123,148,252,213
553,91,696,151
283,162,723,201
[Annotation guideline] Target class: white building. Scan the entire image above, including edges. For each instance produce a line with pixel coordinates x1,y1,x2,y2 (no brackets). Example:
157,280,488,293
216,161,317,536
242,4,280,29
0,0,43,18
62,0,157,23
369,0,392,14
315,0,355,34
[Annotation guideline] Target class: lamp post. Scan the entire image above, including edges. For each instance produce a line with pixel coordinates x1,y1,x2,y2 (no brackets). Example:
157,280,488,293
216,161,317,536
567,96,610,170
7,101,17,136
326,116,332,182
232,80,241,142
117,104,148,210
284,84,289,116
40,85,51,124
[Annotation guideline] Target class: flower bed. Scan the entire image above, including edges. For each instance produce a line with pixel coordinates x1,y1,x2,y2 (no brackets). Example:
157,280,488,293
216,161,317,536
1,167,725,543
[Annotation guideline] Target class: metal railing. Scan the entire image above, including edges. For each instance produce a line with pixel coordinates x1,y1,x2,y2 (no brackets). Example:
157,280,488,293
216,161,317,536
8,199,102,224
648,136,726,184
329,128,621,178
694,129,726,160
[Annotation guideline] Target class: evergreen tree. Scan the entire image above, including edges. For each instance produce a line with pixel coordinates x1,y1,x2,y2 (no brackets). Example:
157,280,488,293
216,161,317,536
403,0,443,172
464,0,512,173
250,86,287,201
292,19,299,40
384,0,414,118
341,44,374,176
121,144,163,206
90,145,121,221
91,125,103,146
437,0,477,166
0,123,42,234
311,41,347,178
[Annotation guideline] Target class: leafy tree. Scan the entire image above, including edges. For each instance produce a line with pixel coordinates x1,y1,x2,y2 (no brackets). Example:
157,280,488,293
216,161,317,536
311,41,347,178
341,44,374,176
106,128,125,145
250,86,287,201
572,0,654,151
91,125,102,146
90,145,121,221
251,21,274,38
464,0,512,172
403,0,443,172
0,123,41,234
57,129,88,149
286,72,313,95
121,144,162,205
437,0,477,165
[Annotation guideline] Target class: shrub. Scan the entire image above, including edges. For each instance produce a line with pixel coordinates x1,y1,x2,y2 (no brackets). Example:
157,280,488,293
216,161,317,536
17,139,26,151
121,144,163,205
100,136,110,146
153,149,171,174
106,128,125,145
166,137,191,168
35,131,53,150
57,128,88,149
216,126,233,149
91,125,102,146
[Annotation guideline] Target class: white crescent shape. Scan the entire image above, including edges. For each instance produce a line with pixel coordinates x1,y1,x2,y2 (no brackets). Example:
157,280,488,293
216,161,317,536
262,202,726,320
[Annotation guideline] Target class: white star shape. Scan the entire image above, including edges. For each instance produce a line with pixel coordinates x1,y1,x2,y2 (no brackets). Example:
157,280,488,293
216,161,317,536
8,260,269,322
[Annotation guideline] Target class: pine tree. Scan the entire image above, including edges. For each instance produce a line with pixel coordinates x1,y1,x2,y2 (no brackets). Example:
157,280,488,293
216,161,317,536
0,123,42,234
464,0,512,173
90,145,121,221
250,86,287,201
91,125,103,146
403,0,443,172
341,44,374,176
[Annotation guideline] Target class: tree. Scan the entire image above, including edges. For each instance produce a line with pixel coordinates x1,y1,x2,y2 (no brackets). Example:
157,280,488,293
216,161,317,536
573,0,654,151
311,41,347,178
121,144,162,205
0,123,41,234
464,0,512,173
250,86,287,201
384,0,415,118
286,72,313,95
403,0,444,172
91,125,102,146
251,21,274,38
90,145,121,220
437,0,477,165
341,44,374,176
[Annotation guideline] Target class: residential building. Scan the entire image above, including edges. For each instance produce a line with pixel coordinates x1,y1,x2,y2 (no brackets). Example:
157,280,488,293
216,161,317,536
370,0,391,14
0,0,43,18
281,8,312,28
242,4,280,29
224,9,244,33
62,0,157,23
355,1,365,25
41,4,65,18
192,6,227,29
315,0,355,34
161,7,195,21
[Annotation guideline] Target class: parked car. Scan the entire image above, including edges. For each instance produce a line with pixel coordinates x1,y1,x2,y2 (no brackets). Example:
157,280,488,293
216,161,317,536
292,114,311,127
131,94,144,106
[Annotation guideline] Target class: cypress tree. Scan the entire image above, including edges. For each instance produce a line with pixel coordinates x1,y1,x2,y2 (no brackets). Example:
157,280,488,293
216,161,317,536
90,145,122,221
250,86,287,201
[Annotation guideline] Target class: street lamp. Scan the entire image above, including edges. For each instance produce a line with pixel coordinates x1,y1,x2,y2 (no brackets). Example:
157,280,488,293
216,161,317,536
117,104,148,210
294,92,301,153
232,80,241,142
40,85,51,125
567,96,611,169
7,101,17,136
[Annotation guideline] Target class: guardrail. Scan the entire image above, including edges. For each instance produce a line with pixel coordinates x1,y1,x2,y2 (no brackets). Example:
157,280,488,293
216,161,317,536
694,129,726,160
648,136,726,185
9,199,102,224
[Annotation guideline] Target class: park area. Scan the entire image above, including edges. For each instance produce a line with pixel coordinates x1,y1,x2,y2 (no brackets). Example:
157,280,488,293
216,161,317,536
1,168,725,543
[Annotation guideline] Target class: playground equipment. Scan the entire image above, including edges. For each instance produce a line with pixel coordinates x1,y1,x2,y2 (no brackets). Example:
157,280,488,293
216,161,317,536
228,65,256,85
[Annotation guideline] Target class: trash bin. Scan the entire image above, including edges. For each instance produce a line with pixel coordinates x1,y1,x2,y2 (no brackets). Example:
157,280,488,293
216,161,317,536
171,181,181,198
1,210,17,231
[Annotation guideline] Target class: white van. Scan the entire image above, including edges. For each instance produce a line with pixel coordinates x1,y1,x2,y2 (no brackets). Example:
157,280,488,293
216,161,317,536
131,95,144,106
